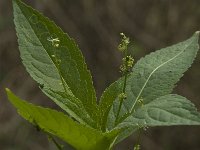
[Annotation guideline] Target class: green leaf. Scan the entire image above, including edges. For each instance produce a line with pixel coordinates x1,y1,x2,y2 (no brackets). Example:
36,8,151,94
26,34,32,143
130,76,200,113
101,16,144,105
99,32,199,137
13,0,98,127
6,88,118,150
99,79,123,131
43,89,96,128
113,94,200,143
118,94,200,128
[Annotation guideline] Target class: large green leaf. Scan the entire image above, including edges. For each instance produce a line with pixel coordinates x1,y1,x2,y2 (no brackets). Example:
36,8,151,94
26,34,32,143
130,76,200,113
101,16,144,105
13,0,98,127
6,88,118,150
113,94,200,143
99,32,199,133
117,94,200,128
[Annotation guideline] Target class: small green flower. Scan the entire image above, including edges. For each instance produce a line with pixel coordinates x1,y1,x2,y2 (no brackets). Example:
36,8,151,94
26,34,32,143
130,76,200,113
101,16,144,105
118,33,130,52
118,92,127,100
138,97,144,106
120,64,126,73
48,37,60,47
134,144,140,150
126,55,134,68
120,55,134,73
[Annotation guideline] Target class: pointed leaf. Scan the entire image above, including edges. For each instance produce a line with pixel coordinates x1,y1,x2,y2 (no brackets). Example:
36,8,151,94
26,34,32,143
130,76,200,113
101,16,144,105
13,0,98,127
99,32,199,130
6,88,118,150
111,94,200,143
118,94,200,128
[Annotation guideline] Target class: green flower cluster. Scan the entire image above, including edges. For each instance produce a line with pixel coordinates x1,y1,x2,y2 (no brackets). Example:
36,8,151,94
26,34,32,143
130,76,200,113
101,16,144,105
118,92,127,100
118,33,130,52
134,144,140,150
48,37,60,47
118,33,134,74
120,55,134,73
115,33,135,124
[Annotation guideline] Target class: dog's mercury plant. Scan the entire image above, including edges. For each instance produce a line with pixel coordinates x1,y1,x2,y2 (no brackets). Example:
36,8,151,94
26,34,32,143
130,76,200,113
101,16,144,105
6,0,200,149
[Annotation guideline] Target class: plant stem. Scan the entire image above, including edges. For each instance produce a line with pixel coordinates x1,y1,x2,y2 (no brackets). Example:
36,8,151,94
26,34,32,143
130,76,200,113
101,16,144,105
115,50,128,125
134,129,142,150
136,129,142,145
34,123,63,150
48,134,63,150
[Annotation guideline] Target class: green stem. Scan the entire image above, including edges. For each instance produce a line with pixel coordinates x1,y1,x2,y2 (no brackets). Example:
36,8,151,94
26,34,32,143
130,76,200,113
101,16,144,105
136,129,142,145
122,70,128,93
115,49,128,125
48,134,63,150
134,129,142,150
33,122,63,150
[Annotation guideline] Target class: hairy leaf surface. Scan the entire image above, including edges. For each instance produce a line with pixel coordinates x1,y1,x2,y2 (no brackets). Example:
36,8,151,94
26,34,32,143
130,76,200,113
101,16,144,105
13,0,98,127
99,32,199,134
6,89,118,150
119,94,200,127
113,94,200,143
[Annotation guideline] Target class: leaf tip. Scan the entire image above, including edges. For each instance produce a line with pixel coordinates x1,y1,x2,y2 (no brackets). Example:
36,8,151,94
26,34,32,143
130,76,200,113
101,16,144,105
194,31,200,39
194,31,200,45
5,88,10,94
5,88,14,102
5,88,14,105
195,31,200,35
191,31,200,43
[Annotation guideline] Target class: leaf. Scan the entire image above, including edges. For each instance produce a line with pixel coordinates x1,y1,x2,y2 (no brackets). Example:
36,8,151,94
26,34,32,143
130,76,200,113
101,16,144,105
99,32,199,138
13,0,98,127
114,94,200,143
118,94,200,128
43,89,96,128
99,79,123,131
6,88,118,150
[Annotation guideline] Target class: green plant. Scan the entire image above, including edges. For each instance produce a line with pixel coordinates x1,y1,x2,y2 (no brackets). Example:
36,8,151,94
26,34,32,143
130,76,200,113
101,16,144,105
6,0,200,149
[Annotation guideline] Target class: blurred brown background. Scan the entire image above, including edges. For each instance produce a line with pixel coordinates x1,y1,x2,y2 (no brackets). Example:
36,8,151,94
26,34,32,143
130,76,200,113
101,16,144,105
1,0,200,149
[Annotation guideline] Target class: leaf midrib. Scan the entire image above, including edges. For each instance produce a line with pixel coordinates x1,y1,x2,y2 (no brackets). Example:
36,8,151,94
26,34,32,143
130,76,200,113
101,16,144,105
145,105,200,124
130,41,194,113
16,3,93,125
115,40,195,127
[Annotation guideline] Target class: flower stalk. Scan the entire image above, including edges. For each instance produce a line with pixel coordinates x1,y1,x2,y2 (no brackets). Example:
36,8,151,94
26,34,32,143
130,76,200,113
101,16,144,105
115,33,134,125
